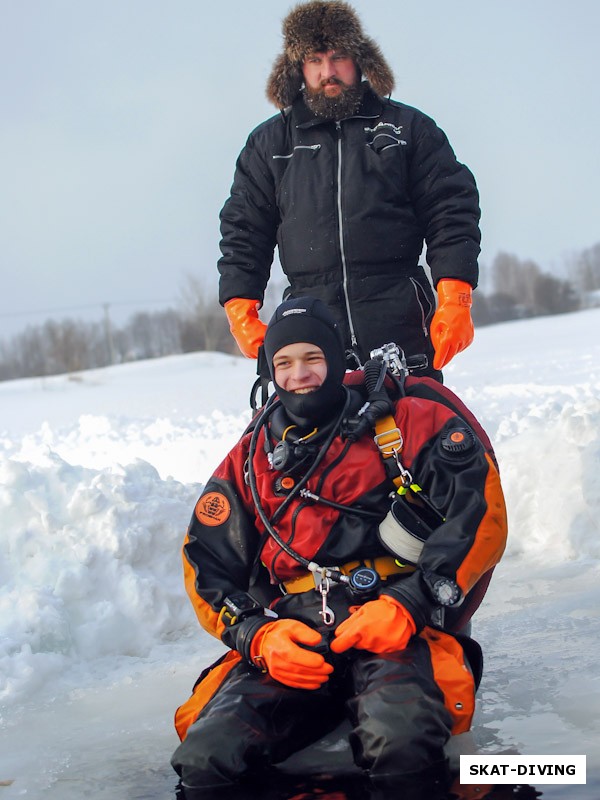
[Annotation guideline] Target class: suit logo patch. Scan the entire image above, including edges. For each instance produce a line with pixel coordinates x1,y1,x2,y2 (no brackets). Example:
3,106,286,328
195,492,231,526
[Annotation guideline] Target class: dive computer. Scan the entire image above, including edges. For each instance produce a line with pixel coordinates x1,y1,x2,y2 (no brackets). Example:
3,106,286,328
422,571,463,607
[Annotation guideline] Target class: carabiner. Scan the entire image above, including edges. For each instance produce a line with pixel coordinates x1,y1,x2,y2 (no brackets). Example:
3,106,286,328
317,573,336,627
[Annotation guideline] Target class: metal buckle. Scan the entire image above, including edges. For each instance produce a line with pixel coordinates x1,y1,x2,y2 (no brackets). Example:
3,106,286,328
373,427,403,454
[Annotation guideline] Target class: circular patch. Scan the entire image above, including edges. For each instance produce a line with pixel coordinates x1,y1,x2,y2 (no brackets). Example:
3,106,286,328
440,426,476,455
195,492,231,526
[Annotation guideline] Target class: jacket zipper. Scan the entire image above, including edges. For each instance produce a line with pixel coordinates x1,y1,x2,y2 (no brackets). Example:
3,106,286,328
409,276,432,337
336,121,358,349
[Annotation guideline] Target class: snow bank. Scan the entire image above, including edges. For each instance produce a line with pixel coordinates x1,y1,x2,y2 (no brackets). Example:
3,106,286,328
0,353,259,707
446,308,600,564
0,452,199,704
495,391,600,562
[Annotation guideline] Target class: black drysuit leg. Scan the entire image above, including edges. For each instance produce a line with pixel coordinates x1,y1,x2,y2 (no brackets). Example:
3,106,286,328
171,661,343,789
346,637,454,777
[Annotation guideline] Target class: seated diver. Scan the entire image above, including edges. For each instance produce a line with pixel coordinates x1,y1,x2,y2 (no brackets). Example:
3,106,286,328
171,296,507,793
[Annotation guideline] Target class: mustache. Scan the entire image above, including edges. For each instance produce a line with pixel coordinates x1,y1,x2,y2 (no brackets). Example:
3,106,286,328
320,77,344,87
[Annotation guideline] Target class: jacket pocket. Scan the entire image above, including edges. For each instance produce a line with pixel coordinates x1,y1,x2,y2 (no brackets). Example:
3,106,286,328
367,132,407,154
272,144,321,160
363,139,409,198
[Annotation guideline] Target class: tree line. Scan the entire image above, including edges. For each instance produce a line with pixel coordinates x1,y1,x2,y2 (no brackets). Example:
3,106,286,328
1,243,599,382
0,277,236,382
471,248,594,326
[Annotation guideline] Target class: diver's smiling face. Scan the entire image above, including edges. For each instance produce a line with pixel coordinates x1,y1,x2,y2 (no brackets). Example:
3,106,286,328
272,343,328,394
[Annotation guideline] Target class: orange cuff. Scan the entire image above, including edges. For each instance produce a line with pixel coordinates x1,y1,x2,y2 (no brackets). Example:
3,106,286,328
224,298,267,359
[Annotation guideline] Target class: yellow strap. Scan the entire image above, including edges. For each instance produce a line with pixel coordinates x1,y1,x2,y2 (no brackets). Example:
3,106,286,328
373,413,408,489
373,414,403,456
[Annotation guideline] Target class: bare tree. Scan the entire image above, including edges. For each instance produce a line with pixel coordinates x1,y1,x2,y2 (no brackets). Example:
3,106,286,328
490,251,581,318
533,273,580,315
567,243,600,302
491,252,542,312
122,310,182,360
42,319,93,374
178,274,235,354
10,326,48,377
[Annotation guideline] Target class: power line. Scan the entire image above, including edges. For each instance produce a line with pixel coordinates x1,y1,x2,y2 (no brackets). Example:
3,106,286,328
0,298,179,320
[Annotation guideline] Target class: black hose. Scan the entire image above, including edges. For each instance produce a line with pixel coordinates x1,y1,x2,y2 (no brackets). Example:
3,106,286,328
248,388,353,568
299,488,382,519
363,358,386,394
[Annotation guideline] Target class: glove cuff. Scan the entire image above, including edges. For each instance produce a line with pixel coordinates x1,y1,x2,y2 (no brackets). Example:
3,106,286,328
224,297,261,321
248,620,279,672
221,615,272,666
437,279,473,307
224,298,267,358
381,573,433,632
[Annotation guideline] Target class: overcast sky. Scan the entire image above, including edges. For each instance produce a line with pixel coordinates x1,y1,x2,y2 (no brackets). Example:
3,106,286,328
1,0,598,339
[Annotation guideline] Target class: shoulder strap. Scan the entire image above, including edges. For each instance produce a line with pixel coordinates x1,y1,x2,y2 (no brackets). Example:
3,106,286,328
249,345,271,412
373,413,412,490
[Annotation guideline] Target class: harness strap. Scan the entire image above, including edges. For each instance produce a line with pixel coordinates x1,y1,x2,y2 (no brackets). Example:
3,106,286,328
249,345,271,412
373,413,411,490
281,555,415,594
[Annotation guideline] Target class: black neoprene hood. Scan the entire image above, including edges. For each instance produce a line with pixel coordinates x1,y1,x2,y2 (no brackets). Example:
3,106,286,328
264,296,346,423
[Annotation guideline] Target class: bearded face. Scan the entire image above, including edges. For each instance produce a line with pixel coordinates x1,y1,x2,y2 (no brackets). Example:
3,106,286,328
303,78,364,120
301,50,364,120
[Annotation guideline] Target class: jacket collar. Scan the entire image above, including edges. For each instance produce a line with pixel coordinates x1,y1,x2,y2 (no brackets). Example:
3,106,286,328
292,84,384,129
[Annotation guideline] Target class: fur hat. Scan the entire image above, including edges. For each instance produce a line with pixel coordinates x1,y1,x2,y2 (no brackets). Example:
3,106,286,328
266,1,395,108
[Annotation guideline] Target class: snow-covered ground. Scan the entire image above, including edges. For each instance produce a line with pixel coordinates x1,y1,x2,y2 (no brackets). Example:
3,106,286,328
1,309,599,798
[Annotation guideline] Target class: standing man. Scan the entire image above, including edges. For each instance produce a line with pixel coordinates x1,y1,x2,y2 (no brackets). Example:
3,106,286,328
172,296,507,794
219,0,481,380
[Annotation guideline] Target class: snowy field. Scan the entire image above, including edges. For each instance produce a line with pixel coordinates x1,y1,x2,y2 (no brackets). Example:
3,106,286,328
1,309,599,799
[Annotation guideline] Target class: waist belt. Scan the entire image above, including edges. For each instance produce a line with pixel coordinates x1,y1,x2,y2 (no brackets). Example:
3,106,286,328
281,556,415,594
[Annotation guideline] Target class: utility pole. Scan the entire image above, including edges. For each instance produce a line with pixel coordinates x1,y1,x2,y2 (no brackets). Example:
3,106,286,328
103,303,117,365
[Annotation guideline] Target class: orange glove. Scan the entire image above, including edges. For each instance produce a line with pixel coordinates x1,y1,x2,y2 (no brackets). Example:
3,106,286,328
430,279,474,371
330,595,416,655
449,777,494,800
224,298,267,359
250,619,334,690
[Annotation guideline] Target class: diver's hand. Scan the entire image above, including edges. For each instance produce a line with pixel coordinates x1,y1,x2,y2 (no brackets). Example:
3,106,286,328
250,619,333,689
330,595,416,654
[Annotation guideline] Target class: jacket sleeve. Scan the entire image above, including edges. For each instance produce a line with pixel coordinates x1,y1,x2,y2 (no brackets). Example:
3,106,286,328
182,442,273,660
218,127,281,306
407,112,481,289
382,406,507,629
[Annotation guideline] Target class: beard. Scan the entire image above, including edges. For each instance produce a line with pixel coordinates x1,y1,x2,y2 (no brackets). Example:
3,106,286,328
303,79,364,120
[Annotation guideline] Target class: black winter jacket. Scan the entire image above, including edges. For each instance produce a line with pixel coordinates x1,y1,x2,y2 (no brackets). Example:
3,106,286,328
218,87,481,363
